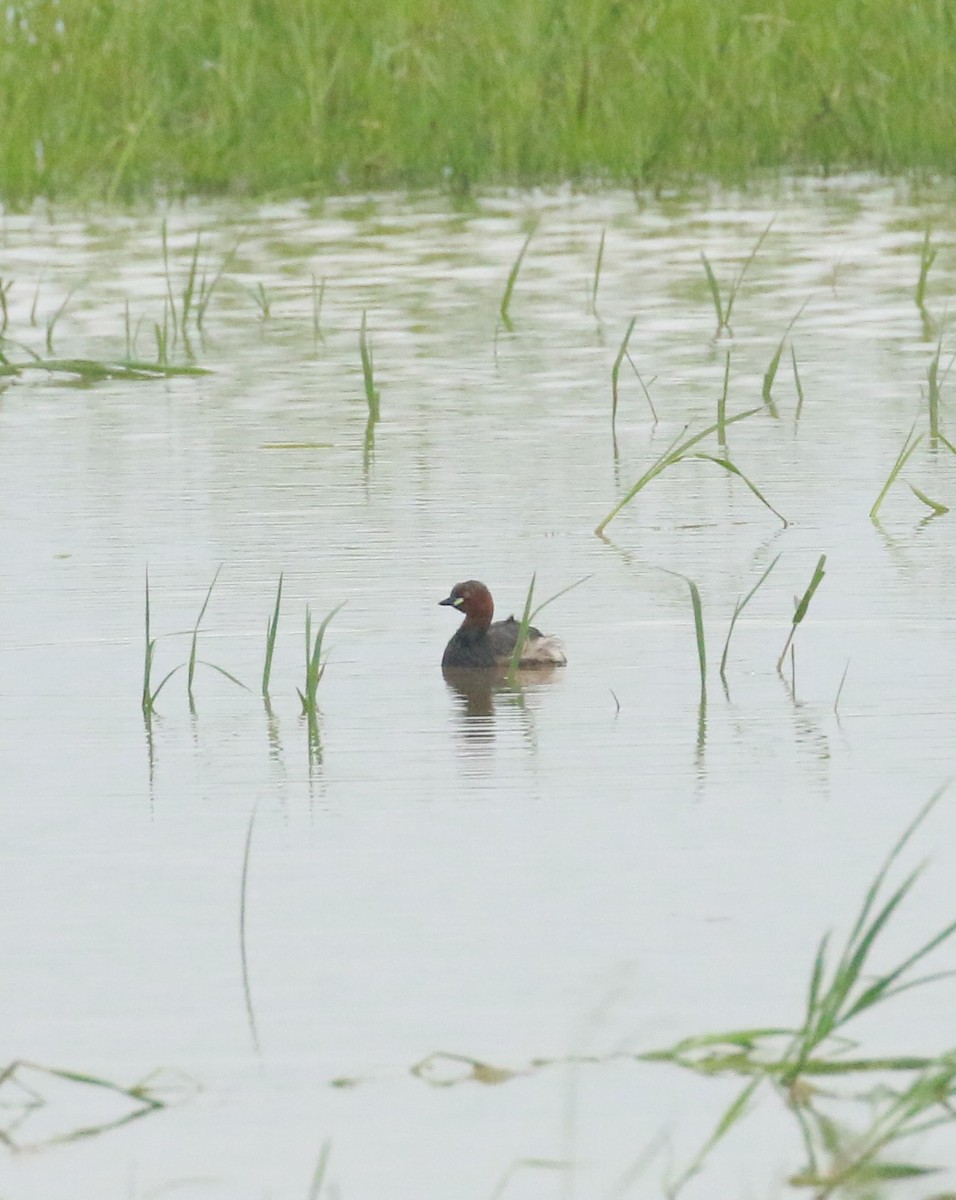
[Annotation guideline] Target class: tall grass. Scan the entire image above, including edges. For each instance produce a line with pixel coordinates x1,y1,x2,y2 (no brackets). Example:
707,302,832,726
6,3,956,202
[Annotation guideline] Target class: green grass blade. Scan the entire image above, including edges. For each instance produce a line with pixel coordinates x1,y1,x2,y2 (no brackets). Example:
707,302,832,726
160,219,177,338
262,573,283,697
719,553,781,683
239,804,261,1055
499,218,539,331
927,339,942,440
700,252,724,330
691,453,788,527
187,565,222,699
611,315,637,437
717,350,731,445
724,217,774,327
777,554,826,672
508,572,537,676
915,227,937,310
306,1138,332,1200
688,578,706,701
666,1078,759,1198
142,567,153,712
359,309,379,420
180,232,201,330
909,483,949,515
870,422,923,520
530,573,591,622
590,226,605,315
792,346,806,424
312,274,326,341
197,661,250,692
594,407,761,535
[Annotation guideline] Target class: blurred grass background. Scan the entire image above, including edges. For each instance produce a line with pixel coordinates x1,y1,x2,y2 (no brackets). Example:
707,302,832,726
2,0,955,203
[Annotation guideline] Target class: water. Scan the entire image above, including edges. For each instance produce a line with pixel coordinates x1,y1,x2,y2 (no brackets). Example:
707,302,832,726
2,177,956,1197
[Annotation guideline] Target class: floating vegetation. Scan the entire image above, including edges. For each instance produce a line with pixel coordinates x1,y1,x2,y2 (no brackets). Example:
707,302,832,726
1,357,210,381
0,1059,173,1150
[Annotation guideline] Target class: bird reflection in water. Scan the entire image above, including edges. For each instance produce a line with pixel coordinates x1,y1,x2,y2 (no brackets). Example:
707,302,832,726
441,664,564,756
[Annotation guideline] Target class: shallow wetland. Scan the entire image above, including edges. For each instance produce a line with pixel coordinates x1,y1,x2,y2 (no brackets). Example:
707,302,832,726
3,178,956,1196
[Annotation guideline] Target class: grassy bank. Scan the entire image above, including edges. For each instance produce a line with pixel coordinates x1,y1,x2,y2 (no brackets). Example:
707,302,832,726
2,0,956,204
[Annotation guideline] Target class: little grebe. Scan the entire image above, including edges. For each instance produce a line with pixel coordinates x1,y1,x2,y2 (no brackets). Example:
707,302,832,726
439,580,567,669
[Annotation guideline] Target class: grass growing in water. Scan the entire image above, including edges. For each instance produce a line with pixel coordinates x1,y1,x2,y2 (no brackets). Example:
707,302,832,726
141,568,181,715
589,227,605,316
186,567,247,705
719,553,781,686
498,219,538,332
507,573,589,676
915,228,936,312
298,602,345,718
359,310,379,463
262,574,283,700
777,554,826,673
594,407,786,536
644,788,956,1195
700,219,773,336
870,423,924,520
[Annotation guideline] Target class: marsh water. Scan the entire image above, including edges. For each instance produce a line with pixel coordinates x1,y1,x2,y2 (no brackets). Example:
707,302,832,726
3,178,956,1197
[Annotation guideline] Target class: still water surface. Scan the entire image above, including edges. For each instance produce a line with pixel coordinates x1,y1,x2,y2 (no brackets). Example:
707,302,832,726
3,178,956,1196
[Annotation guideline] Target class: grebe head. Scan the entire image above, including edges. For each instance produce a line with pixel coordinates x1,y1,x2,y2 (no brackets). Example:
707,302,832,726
438,580,495,630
